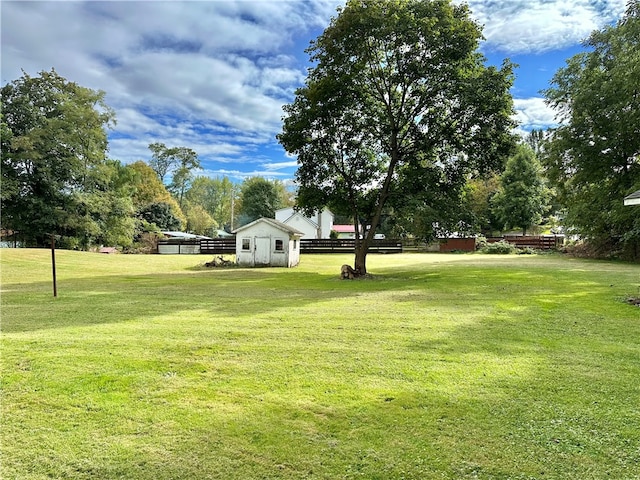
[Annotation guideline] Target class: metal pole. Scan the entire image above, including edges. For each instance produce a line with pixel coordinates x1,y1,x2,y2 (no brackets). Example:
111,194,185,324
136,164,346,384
51,234,57,297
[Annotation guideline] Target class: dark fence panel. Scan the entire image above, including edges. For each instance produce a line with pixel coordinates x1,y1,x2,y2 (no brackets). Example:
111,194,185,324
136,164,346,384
487,235,564,250
201,238,403,255
162,235,562,255
439,238,476,252
200,238,236,254
300,239,403,254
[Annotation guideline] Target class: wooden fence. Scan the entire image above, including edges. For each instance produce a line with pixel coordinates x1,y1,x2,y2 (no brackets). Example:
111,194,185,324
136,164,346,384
300,239,403,254
487,235,564,250
187,237,404,255
160,235,562,254
157,238,200,254
199,238,236,254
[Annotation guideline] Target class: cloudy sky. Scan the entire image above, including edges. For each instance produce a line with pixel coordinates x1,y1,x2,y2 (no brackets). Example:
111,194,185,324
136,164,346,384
1,0,628,182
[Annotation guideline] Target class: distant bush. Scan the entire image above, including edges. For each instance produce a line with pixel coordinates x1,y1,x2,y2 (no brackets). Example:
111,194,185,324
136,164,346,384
475,236,487,250
481,240,518,254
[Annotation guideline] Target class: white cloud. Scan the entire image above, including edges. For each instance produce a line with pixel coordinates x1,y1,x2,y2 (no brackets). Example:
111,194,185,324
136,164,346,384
513,97,560,130
2,0,626,182
261,160,299,171
1,0,340,174
461,0,626,54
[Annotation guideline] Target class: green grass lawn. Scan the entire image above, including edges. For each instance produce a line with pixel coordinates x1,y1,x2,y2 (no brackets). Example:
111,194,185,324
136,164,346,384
1,249,639,479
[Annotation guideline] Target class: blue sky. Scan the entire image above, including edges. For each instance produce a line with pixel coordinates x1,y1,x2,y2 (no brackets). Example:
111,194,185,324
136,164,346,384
1,0,628,183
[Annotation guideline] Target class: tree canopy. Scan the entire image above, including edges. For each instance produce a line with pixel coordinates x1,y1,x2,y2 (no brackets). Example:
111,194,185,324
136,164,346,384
238,177,288,225
1,69,116,247
491,144,549,235
278,0,516,273
543,0,640,259
185,176,237,231
147,142,201,209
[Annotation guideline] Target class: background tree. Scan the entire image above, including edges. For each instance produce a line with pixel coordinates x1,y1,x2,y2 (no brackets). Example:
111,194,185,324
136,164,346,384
168,147,200,209
184,203,217,236
185,176,236,231
491,144,549,235
126,161,186,232
526,129,546,157
86,160,137,248
278,0,515,274
462,174,502,236
147,143,200,209
147,142,174,184
238,177,286,225
137,202,183,232
543,1,640,259
1,69,115,247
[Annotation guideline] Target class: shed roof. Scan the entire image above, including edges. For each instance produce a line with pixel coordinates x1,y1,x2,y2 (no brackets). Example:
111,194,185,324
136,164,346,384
624,189,640,206
232,217,305,236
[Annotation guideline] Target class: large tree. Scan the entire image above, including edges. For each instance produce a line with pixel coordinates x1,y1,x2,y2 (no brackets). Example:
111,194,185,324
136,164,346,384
185,176,237,231
1,69,115,247
543,1,640,259
237,177,285,225
491,144,549,235
147,143,200,209
462,174,502,236
126,160,186,233
278,0,515,274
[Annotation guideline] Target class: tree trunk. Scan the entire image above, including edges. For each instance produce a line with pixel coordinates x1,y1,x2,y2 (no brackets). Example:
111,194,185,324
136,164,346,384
354,242,368,276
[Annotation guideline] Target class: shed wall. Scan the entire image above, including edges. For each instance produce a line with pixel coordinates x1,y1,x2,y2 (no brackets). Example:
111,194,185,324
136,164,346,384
235,222,299,267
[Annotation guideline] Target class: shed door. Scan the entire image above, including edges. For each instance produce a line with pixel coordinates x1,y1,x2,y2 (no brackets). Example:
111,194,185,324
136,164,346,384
254,237,271,265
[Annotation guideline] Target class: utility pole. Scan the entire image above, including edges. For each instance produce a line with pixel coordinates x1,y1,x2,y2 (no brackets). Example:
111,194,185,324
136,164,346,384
50,234,57,297
230,191,234,231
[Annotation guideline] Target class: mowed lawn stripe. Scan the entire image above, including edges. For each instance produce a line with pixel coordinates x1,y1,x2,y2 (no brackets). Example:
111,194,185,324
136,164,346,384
2,250,639,479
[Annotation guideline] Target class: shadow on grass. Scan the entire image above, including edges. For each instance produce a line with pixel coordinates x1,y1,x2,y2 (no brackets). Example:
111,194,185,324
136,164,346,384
2,265,418,334
4,255,639,478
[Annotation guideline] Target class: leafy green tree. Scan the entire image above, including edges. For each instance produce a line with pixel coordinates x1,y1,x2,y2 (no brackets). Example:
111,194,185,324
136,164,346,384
137,202,183,231
169,148,200,210
184,202,217,236
185,176,236,230
543,1,640,259
1,69,115,247
491,144,549,235
462,174,502,236
148,142,175,184
147,143,200,208
85,160,137,248
278,0,515,274
526,129,546,157
238,177,284,224
125,161,185,233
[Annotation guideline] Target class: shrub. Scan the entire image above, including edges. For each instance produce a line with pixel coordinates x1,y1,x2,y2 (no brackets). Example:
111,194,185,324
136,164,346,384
475,236,487,250
481,240,518,254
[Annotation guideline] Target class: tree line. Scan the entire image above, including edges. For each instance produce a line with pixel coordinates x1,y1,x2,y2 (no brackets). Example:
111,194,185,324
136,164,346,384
279,0,638,269
0,72,292,250
2,0,638,263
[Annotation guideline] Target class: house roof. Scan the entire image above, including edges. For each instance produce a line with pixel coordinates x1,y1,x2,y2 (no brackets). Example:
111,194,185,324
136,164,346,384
624,189,640,206
282,211,318,229
275,206,334,218
161,231,212,239
232,217,305,236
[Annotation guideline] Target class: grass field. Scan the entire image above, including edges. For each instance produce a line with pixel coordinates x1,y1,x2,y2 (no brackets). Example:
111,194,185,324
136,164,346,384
1,249,639,479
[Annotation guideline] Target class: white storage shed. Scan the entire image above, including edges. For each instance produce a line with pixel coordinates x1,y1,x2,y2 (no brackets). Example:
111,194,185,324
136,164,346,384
233,218,304,268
